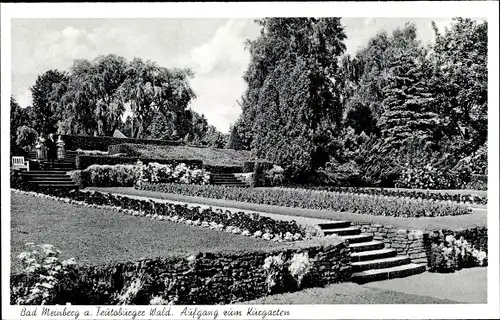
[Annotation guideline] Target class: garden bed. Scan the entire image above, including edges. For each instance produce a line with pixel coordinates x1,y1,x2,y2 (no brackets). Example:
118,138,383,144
135,183,472,218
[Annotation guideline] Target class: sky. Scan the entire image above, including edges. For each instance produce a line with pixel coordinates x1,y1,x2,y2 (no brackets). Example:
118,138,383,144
11,18,456,133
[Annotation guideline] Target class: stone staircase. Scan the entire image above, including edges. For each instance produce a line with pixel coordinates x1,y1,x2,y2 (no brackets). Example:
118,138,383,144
318,221,427,283
21,160,78,189
210,173,248,187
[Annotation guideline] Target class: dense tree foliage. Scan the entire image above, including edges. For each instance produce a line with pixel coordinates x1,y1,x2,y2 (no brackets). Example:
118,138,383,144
231,18,488,187
238,18,347,179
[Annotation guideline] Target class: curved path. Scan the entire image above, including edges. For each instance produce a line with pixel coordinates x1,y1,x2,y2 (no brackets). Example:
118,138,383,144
89,187,487,231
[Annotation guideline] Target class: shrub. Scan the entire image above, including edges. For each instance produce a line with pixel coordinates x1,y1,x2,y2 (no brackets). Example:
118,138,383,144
10,169,26,189
60,135,182,151
315,159,363,187
464,174,487,191
428,234,487,273
67,170,82,187
243,161,255,173
252,161,274,187
76,155,202,170
16,126,38,153
136,183,472,218
84,164,140,187
265,165,285,187
395,164,460,189
137,161,210,186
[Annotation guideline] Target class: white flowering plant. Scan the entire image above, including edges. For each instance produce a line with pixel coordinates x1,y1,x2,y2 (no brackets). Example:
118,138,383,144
288,252,312,288
430,234,487,272
135,161,210,186
12,243,77,305
262,253,286,293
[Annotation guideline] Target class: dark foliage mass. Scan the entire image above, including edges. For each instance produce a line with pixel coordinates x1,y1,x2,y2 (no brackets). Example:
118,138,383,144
230,18,488,188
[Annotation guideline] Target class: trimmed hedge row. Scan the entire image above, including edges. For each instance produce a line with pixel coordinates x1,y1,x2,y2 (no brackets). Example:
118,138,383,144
61,135,182,151
76,155,202,170
136,183,472,218
464,174,488,191
11,237,350,305
303,186,487,205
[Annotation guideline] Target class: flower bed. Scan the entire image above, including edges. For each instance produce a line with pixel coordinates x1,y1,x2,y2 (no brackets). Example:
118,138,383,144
12,188,306,242
11,238,351,305
428,233,487,273
137,161,210,185
136,183,472,218
301,186,487,205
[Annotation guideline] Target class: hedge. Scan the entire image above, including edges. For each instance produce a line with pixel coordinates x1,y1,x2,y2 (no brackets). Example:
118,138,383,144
76,155,202,170
136,183,472,218
464,174,488,191
61,135,182,151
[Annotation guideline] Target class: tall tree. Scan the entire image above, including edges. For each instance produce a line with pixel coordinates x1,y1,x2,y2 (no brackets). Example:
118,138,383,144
430,18,488,148
378,23,441,150
118,58,195,138
10,96,32,154
241,18,347,179
30,70,68,134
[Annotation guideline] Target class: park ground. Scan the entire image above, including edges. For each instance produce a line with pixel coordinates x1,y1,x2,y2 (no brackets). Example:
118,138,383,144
11,190,487,304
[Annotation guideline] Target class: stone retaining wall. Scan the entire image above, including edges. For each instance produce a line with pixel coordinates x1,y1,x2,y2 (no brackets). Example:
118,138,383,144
351,222,488,267
352,222,427,264
11,238,352,305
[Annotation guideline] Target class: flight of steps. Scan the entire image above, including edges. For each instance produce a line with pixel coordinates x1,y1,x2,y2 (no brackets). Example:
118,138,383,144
21,160,79,189
318,221,427,284
210,173,248,187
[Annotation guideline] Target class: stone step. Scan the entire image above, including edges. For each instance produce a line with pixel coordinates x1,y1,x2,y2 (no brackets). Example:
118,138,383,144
323,226,361,236
212,181,247,185
351,248,398,262
349,240,385,253
29,179,74,184
351,263,427,284
352,256,411,272
29,176,73,181
22,171,70,175
35,183,79,188
339,234,373,244
317,221,352,230
211,178,241,182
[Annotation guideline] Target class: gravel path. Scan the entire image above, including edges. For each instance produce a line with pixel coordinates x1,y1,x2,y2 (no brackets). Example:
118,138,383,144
364,268,487,303
89,187,487,231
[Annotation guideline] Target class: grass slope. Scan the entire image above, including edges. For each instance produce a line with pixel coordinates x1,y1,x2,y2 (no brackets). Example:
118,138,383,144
124,144,253,166
10,192,282,273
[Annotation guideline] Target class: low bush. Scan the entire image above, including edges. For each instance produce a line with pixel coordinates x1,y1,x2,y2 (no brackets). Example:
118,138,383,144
137,161,210,186
395,164,461,189
243,161,255,173
136,183,472,218
76,155,202,170
61,135,182,151
252,161,274,187
315,160,363,187
83,164,140,187
428,234,487,273
67,170,82,187
464,174,487,191
10,169,26,189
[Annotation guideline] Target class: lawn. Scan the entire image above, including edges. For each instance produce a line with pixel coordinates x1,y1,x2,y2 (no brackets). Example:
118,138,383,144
121,144,253,166
90,187,488,231
10,192,284,274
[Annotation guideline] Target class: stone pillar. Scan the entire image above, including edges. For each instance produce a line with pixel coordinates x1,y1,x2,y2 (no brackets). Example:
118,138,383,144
57,135,66,160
